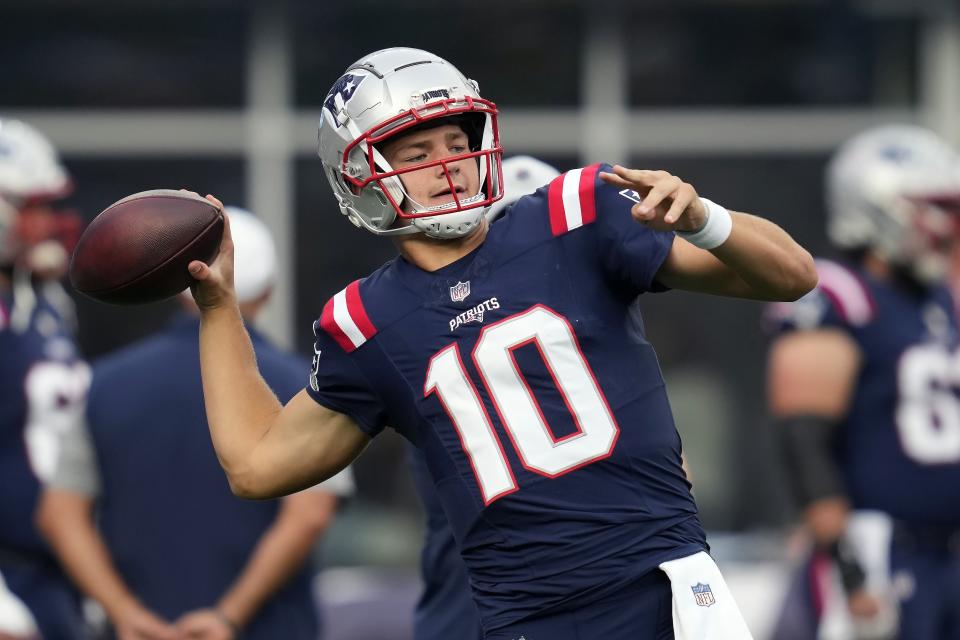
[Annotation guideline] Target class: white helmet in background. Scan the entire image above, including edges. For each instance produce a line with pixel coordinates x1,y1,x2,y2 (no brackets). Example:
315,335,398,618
827,124,960,284
318,47,504,240
486,155,560,222
224,207,277,304
0,119,74,270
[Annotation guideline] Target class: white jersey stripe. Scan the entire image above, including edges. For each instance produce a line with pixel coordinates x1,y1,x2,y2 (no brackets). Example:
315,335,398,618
561,168,584,230
332,288,367,348
815,259,874,326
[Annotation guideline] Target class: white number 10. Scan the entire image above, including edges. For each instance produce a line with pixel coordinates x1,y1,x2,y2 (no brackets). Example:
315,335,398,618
424,305,620,504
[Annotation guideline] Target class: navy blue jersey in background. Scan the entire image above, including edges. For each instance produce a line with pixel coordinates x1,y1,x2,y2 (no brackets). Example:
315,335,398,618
407,444,482,640
767,258,960,525
86,313,319,640
0,286,88,638
307,164,706,631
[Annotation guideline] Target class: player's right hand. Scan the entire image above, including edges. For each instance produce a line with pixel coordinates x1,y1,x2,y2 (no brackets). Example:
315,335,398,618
598,166,707,232
187,193,238,312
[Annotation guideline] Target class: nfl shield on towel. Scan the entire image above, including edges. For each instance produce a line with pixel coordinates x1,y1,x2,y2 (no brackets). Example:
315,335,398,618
691,582,715,607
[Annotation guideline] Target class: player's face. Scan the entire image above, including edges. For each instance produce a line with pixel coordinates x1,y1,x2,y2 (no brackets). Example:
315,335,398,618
9,201,81,276
380,124,480,212
896,195,960,283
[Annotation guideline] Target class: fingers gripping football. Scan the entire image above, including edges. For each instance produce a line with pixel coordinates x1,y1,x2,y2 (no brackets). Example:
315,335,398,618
599,166,707,232
188,193,237,311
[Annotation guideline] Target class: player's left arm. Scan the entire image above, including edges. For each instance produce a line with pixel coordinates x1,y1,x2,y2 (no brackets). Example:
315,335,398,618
176,488,339,638
600,165,817,301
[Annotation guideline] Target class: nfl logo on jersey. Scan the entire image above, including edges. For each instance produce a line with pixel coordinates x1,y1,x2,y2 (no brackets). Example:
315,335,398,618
691,582,715,607
449,280,471,303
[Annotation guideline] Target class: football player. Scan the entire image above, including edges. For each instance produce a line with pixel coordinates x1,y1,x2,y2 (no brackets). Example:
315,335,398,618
767,125,960,639
0,119,89,638
408,155,561,640
187,48,817,638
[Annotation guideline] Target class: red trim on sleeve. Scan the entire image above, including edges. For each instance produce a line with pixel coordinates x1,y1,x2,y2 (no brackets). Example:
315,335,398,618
547,173,568,236
345,280,376,340
578,163,600,225
320,296,355,352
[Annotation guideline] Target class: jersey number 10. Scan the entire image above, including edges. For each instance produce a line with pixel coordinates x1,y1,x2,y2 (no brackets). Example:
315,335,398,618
425,305,620,504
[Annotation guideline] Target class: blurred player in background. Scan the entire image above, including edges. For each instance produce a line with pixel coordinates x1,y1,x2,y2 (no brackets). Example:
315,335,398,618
407,155,560,640
0,118,89,639
36,207,353,640
187,47,816,638
767,125,960,639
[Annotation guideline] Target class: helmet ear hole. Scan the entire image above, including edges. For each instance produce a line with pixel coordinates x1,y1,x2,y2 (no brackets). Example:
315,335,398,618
328,167,354,196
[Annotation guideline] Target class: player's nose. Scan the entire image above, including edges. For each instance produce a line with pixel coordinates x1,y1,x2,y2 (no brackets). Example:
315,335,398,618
434,159,459,179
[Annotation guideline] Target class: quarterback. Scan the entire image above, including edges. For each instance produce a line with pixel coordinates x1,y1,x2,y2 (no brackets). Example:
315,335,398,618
187,48,816,638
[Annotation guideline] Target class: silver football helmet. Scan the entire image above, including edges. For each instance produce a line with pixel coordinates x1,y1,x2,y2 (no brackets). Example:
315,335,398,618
0,119,74,270
223,206,277,304
827,124,960,284
318,48,503,240
0,120,76,331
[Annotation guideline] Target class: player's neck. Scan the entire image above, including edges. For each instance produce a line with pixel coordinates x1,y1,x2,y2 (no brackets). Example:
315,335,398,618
393,218,489,272
863,252,934,294
863,252,891,281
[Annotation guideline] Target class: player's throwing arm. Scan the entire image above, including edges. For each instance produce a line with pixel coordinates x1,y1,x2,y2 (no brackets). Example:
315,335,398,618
189,196,369,500
599,165,817,301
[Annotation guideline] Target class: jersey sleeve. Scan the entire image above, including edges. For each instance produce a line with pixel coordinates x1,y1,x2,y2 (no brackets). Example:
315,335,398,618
46,416,102,498
548,163,675,293
764,259,875,336
305,320,389,438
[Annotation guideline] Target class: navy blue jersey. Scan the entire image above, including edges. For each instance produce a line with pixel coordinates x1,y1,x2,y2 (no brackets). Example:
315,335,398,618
407,445,481,640
307,164,706,630
87,313,319,639
768,259,960,526
0,286,88,560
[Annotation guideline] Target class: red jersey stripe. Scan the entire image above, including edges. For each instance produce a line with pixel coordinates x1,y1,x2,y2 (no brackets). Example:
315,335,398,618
320,296,355,352
547,173,568,236
345,280,376,340
578,164,600,225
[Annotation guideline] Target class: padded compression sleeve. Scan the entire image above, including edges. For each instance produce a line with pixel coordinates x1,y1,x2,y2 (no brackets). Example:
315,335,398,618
777,414,846,507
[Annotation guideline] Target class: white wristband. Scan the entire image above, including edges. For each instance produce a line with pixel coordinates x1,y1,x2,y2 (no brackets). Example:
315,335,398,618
677,198,732,250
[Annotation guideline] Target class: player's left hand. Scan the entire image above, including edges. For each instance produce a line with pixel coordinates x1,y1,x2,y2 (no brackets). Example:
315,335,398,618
599,165,706,232
174,609,235,640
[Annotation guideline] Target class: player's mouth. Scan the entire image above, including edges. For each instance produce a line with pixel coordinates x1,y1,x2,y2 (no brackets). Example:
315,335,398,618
429,185,467,204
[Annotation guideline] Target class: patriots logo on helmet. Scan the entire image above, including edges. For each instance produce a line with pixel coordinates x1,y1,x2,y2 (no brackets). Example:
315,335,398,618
880,144,911,164
324,73,365,127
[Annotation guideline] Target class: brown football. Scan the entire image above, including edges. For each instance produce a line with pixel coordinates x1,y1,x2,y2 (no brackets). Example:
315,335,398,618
69,189,224,305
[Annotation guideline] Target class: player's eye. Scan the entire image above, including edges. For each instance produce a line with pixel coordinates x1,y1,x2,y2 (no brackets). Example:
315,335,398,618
404,153,427,163
449,145,467,154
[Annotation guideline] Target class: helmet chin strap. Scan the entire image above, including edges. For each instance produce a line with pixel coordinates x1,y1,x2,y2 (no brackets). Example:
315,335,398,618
411,205,487,239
